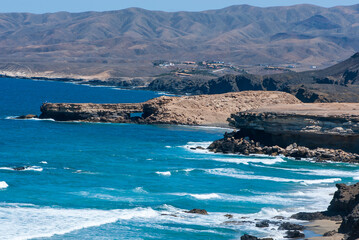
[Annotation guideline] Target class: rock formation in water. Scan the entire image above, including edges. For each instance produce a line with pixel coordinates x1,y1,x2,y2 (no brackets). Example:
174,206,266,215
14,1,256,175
38,91,301,127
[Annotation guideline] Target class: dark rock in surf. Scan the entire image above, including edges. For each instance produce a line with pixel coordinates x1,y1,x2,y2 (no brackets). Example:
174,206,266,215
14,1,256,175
278,222,304,231
13,166,27,171
240,234,273,240
284,230,305,238
255,220,269,228
185,209,208,215
15,114,37,119
323,230,337,236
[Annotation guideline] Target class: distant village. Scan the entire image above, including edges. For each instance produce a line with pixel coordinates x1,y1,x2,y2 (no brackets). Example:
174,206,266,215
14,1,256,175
153,60,246,77
152,60,312,77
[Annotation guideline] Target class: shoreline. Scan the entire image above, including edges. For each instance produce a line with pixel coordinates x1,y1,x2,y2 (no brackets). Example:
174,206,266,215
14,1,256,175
0,74,153,91
305,220,344,240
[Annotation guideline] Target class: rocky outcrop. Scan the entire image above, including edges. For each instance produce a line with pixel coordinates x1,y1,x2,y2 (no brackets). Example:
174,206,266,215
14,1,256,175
240,235,273,240
208,132,359,163
39,91,301,127
293,183,359,240
15,114,37,119
40,103,144,122
228,103,359,154
185,209,208,215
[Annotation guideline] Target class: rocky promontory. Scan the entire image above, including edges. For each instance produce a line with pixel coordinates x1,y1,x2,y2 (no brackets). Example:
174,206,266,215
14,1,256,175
38,91,301,127
208,132,359,163
225,103,359,154
208,103,359,162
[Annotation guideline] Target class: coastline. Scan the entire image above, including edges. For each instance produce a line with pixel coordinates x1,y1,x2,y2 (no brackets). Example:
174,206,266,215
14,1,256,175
306,220,344,240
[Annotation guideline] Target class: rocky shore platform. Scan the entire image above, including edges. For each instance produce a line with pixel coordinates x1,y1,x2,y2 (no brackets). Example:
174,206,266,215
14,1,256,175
37,91,300,127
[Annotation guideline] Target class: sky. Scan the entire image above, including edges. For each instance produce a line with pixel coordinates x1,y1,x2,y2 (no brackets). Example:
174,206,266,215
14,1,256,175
1,0,358,13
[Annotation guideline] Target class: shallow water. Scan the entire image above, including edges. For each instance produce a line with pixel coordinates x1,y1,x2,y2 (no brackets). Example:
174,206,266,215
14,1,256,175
0,78,358,240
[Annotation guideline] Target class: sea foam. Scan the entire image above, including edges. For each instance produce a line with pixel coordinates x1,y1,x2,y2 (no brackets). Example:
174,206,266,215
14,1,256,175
211,156,285,165
253,164,359,179
0,166,43,172
205,168,341,185
0,181,8,189
0,205,158,240
156,171,171,176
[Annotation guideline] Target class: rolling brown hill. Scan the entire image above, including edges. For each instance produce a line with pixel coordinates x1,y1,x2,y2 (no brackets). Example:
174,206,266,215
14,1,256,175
0,4,359,78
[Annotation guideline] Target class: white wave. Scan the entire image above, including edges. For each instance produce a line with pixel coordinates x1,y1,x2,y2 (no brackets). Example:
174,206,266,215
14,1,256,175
174,168,194,174
183,141,213,153
24,166,43,172
253,164,359,179
211,156,285,165
206,168,341,185
5,116,17,120
170,192,296,205
0,167,14,171
156,91,177,96
156,171,171,176
165,146,172,148
0,205,158,240
75,191,135,202
0,166,43,172
7,117,55,122
39,161,48,164
73,170,97,175
0,181,8,189
133,187,148,194
172,193,221,200
190,193,221,200
182,125,234,131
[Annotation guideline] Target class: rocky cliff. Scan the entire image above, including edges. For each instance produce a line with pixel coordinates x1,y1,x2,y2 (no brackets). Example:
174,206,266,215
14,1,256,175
293,183,359,240
226,103,359,154
39,91,301,127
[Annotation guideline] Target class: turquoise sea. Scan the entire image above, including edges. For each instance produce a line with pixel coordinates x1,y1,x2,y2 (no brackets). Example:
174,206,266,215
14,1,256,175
1,77,358,240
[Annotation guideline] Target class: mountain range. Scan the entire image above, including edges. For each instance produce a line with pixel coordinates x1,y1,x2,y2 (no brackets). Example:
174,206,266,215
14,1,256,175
0,4,359,78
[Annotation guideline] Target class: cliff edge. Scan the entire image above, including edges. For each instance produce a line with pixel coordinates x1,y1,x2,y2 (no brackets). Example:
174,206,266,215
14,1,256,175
39,91,301,127
227,103,359,153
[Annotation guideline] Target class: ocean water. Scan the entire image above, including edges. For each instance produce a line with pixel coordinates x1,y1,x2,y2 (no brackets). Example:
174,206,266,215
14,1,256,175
1,78,359,240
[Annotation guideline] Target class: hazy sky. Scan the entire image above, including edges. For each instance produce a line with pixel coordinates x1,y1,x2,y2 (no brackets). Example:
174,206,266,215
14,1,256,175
1,0,358,13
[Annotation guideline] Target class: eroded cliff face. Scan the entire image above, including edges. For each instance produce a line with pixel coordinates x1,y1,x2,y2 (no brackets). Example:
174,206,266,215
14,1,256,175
39,91,301,127
227,103,359,153
40,103,144,122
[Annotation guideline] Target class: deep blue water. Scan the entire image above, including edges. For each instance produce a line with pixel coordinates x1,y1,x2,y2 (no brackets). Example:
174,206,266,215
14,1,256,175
0,78,358,240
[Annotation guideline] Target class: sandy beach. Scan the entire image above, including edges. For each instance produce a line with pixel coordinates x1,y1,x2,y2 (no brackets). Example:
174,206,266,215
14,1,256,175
306,220,345,240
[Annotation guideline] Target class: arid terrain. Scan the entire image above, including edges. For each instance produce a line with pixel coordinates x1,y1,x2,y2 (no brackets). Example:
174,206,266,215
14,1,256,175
0,4,359,79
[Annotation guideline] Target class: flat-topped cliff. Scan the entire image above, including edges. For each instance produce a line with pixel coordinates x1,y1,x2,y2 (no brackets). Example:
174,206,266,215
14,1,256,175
229,103,359,136
39,91,301,127
208,103,359,159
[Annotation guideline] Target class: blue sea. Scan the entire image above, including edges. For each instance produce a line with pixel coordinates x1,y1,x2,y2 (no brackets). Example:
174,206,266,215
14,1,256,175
1,77,358,240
